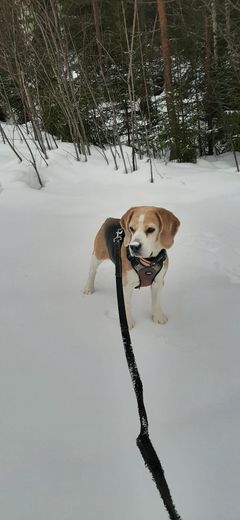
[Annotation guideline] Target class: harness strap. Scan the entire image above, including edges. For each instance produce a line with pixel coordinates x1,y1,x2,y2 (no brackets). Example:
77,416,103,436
113,229,182,520
127,246,167,288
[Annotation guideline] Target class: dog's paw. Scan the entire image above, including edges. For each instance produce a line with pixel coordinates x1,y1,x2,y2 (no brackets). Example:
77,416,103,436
152,313,168,325
83,286,94,295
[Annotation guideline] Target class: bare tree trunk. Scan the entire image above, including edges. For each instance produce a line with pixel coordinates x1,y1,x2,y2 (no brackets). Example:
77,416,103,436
156,0,172,93
156,0,179,160
211,0,218,65
225,0,231,52
92,0,102,68
123,99,131,147
194,72,203,156
205,10,214,155
122,0,138,171
136,2,154,158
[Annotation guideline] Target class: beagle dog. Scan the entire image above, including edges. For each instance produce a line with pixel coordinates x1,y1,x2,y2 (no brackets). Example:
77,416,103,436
84,206,180,329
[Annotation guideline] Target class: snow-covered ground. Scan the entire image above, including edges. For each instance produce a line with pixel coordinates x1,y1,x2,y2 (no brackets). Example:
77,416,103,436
0,130,240,520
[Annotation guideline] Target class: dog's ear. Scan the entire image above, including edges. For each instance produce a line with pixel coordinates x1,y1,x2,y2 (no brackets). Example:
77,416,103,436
120,207,136,246
155,208,180,248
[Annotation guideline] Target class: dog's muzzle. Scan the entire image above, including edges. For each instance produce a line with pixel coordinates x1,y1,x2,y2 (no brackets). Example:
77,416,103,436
129,241,142,256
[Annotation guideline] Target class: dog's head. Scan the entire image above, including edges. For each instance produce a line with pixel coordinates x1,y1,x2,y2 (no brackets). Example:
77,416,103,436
120,206,180,258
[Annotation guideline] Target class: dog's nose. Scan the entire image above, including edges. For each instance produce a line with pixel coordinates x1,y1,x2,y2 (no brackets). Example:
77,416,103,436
129,241,141,255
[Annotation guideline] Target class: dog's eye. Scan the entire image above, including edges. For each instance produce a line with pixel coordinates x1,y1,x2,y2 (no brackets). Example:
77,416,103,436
129,226,135,233
146,227,155,234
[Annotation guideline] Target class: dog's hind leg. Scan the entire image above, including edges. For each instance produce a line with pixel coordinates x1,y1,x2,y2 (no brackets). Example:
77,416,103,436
83,221,110,295
83,254,103,294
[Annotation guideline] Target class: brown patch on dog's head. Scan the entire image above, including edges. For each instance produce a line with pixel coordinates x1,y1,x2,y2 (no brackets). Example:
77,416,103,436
155,208,180,249
120,207,136,246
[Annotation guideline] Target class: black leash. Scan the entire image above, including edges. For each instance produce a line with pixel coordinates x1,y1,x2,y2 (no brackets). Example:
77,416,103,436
114,229,182,520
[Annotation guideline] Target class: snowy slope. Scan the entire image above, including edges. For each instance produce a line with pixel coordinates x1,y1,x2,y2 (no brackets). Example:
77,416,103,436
0,133,240,520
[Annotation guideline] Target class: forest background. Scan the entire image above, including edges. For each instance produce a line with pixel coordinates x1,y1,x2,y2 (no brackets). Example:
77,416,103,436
0,0,240,173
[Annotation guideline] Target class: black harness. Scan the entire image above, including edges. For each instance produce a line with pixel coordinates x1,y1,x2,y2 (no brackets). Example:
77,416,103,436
104,218,167,288
126,247,167,288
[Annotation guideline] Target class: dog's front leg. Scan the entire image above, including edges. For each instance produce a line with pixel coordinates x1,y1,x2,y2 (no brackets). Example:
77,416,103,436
123,282,135,329
123,269,138,329
122,269,138,329
151,271,168,324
